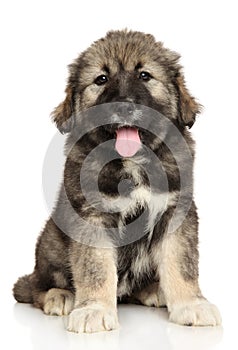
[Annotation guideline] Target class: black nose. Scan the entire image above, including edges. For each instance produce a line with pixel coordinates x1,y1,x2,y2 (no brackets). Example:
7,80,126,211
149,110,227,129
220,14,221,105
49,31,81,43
115,101,135,116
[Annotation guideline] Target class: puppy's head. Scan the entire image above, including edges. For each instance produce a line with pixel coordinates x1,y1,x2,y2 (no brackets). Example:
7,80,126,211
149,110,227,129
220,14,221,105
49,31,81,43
52,30,201,139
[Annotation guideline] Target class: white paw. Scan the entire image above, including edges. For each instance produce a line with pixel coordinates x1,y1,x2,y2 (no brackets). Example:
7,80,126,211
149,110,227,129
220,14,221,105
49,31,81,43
169,299,222,326
43,289,74,316
67,304,119,333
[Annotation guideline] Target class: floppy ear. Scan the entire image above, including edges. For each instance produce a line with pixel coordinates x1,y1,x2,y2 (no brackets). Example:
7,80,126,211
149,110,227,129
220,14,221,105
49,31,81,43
51,85,74,133
175,73,202,128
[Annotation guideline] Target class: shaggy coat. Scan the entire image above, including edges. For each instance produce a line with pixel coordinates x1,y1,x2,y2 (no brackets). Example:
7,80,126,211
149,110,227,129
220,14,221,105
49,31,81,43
13,30,221,333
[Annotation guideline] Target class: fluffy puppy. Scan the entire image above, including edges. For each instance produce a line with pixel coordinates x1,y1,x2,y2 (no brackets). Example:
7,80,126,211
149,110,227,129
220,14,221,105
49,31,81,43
13,30,221,333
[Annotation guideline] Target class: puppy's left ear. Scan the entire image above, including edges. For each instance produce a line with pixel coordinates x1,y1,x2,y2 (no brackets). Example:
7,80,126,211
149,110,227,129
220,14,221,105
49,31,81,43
175,73,202,128
51,85,75,133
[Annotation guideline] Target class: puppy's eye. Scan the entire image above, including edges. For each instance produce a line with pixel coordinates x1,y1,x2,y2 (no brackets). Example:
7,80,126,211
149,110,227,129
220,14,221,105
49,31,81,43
94,75,108,85
139,71,152,81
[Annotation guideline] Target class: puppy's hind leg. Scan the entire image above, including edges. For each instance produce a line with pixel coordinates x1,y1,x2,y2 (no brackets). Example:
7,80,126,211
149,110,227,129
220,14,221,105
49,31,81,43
13,218,74,316
132,282,166,308
35,288,74,316
13,273,35,304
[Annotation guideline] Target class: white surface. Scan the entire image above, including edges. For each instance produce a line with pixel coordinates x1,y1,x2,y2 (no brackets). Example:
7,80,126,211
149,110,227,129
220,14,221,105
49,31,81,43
4,303,226,350
1,0,238,349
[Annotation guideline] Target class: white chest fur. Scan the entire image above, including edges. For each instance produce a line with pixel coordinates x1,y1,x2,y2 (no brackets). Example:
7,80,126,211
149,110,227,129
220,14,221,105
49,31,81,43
102,159,178,236
105,185,177,234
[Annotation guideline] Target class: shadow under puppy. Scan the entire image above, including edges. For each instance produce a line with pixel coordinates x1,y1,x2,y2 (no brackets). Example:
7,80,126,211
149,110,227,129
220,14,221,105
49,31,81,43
13,29,221,333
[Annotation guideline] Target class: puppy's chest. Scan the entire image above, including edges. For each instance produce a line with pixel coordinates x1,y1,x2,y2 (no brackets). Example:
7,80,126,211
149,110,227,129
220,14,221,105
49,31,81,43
101,160,175,232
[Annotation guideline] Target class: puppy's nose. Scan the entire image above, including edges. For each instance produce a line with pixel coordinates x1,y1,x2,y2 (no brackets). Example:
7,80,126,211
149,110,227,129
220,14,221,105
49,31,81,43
116,101,135,116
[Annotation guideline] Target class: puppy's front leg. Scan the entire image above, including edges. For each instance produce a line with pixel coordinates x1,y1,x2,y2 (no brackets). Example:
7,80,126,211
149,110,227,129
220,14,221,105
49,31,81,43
157,210,221,326
67,243,118,333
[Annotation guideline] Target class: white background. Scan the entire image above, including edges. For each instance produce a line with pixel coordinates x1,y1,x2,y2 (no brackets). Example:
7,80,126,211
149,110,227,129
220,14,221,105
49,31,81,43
0,0,238,349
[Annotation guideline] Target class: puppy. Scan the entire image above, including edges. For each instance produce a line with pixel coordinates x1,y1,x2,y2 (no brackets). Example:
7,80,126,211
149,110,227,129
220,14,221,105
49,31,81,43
13,29,221,333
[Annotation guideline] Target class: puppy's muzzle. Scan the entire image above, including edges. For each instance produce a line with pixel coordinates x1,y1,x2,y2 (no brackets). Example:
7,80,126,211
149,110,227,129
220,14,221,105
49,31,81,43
109,102,143,125
114,101,135,117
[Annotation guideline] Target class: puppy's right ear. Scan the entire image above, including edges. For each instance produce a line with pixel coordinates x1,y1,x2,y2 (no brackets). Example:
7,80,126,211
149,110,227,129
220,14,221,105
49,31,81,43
51,85,74,133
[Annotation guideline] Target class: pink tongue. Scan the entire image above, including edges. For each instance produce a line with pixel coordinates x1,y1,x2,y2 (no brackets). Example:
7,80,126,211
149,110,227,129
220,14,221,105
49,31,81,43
115,127,141,157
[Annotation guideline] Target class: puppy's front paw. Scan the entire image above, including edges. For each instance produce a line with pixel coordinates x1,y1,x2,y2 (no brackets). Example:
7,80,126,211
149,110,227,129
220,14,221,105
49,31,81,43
67,303,119,333
169,299,221,326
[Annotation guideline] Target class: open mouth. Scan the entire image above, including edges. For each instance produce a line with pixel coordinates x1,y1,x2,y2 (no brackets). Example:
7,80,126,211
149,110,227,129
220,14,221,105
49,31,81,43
115,126,142,157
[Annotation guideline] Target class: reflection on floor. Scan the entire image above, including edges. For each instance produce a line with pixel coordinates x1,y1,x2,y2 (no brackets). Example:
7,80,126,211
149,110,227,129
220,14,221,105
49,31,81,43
11,302,223,350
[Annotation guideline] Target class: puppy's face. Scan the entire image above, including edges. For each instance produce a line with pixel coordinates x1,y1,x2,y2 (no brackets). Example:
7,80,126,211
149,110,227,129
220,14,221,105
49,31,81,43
52,30,201,153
